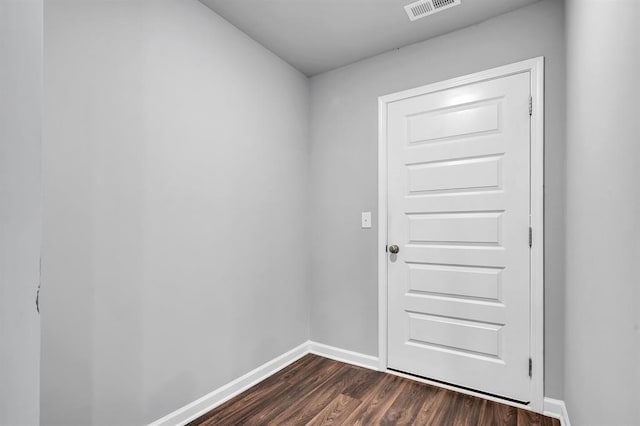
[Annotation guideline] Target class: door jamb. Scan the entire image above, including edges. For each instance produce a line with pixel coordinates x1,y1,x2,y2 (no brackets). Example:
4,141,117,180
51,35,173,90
377,57,545,412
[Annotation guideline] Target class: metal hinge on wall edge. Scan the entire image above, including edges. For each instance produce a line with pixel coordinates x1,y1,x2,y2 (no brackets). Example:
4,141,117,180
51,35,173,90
529,227,533,248
529,358,532,378
35,256,41,314
529,95,533,116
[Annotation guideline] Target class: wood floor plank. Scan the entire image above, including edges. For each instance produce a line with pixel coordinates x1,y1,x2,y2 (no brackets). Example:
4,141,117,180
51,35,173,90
413,386,449,425
267,364,361,425
517,407,561,426
340,374,407,425
189,355,561,426
306,393,361,426
415,386,459,425
238,359,349,425
378,380,435,425
340,366,385,400
477,398,518,426
441,389,483,426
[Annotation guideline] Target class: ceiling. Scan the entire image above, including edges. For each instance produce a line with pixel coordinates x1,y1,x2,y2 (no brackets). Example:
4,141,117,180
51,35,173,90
198,0,541,76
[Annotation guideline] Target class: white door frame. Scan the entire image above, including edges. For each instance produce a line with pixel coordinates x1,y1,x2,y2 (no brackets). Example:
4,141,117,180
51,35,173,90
377,57,544,412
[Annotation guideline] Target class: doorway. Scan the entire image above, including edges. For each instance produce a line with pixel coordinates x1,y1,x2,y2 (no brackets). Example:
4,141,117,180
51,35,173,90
378,57,544,410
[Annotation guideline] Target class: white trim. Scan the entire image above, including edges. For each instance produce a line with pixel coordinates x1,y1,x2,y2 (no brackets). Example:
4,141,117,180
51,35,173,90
308,341,379,370
148,341,309,426
529,57,545,413
377,57,545,412
544,398,571,426
377,95,389,372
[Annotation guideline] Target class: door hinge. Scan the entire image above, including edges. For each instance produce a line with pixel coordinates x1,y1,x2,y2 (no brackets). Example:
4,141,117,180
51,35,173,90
529,95,533,116
529,227,533,248
529,358,532,378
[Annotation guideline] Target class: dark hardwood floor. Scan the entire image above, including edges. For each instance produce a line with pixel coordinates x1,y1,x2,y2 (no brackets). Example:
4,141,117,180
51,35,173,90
189,354,560,426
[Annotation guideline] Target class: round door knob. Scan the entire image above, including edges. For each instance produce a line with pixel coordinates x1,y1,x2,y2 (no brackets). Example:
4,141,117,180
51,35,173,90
388,244,400,254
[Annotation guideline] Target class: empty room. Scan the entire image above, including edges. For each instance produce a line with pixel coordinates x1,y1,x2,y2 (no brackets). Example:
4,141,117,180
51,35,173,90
1,0,639,425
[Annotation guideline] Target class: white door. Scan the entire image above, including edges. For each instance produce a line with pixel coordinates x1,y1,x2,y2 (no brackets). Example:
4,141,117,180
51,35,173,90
0,0,42,424
386,71,532,402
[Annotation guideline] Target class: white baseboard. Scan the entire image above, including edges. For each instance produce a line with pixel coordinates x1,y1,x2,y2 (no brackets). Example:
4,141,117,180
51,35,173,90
544,397,571,426
148,341,309,426
307,341,379,370
149,340,567,426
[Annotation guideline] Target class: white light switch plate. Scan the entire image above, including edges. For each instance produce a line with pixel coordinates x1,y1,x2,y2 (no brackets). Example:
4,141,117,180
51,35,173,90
361,212,372,229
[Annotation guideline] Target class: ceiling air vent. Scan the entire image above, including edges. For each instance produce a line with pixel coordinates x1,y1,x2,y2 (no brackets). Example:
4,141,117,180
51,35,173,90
404,0,461,21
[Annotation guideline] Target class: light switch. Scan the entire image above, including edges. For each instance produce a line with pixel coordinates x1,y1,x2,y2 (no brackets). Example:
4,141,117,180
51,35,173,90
361,212,372,229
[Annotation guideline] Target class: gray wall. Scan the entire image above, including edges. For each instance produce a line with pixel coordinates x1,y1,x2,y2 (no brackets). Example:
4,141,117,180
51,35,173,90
41,0,309,424
564,0,640,424
0,0,42,424
309,0,566,398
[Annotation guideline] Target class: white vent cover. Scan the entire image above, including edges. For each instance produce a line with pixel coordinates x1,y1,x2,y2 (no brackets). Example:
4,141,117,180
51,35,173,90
404,0,461,21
